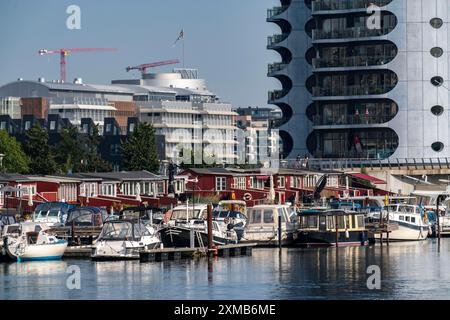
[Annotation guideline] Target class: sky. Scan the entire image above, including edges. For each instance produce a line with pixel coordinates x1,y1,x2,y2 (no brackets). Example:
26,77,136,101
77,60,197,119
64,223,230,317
0,0,281,108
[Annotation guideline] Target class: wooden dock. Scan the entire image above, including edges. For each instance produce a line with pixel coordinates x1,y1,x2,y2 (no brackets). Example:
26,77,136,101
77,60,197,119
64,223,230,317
139,243,257,263
62,243,257,261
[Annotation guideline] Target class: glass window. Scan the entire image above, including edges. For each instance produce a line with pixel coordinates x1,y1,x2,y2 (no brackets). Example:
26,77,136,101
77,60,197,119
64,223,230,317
405,216,410,222
399,215,405,221
263,210,274,224
430,18,443,29
250,209,262,224
411,217,416,223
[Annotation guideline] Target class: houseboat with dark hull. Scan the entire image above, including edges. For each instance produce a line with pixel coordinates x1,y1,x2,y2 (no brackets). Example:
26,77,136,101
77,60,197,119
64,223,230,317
294,209,369,247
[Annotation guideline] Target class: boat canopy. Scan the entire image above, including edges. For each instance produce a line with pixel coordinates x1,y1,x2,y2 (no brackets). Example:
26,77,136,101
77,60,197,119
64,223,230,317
98,220,150,241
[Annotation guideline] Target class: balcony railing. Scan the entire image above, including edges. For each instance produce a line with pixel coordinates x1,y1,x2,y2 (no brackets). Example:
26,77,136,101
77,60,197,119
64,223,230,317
312,26,395,41
267,5,289,19
312,0,392,12
312,114,394,126
268,90,289,102
312,84,396,97
267,33,289,47
268,62,288,75
312,54,395,69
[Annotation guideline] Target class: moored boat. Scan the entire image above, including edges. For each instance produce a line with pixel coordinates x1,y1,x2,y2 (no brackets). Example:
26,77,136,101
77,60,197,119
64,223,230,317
5,222,67,261
294,209,369,247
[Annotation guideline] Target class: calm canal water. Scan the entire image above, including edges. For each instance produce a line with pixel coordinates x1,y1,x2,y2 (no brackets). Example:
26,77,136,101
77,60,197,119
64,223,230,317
1,239,450,300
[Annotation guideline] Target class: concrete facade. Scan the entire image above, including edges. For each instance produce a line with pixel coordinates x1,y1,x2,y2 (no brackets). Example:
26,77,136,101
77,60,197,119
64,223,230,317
268,0,450,161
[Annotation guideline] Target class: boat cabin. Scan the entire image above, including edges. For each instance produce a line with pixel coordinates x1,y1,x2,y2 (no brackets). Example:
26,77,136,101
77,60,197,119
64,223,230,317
32,202,75,226
298,209,366,232
65,207,106,227
97,220,152,242
246,205,295,230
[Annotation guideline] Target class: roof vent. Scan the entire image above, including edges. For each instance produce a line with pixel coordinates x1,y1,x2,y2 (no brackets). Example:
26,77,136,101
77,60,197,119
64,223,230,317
74,78,83,84
38,77,45,83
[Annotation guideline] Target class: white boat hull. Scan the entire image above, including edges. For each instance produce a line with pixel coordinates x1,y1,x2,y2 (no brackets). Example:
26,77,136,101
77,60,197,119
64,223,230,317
6,240,67,261
92,237,160,260
375,224,428,241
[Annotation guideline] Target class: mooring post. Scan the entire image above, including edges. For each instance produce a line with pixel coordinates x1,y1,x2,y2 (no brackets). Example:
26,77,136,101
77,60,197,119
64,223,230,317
437,197,441,241
278,215,282,250
335,214,339,248
207,203,213,252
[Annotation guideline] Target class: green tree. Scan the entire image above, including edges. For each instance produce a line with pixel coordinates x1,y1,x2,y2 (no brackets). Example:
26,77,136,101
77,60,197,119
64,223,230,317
122,123,159,173
79,125,112,173
24,123,58,174
0,130,30,173
54,125,83,174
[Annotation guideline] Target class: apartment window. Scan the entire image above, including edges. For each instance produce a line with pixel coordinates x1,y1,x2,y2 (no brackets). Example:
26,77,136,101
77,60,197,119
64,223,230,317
233,177,246,190
215,177,227,191
24,121,31,131
278,176,286,189
50,121,56,131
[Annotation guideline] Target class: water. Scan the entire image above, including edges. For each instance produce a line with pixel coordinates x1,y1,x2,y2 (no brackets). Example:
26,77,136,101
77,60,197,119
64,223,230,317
1,239,450,300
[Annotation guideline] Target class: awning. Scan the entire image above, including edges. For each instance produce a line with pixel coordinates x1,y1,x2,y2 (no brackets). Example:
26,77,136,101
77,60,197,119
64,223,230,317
350,173,386,185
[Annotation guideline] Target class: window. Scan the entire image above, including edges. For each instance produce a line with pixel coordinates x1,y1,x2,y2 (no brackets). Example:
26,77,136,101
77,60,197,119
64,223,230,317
405,216,410,222
431,105,444,116
233,177,246,190
215,177,227,191
263,210,274,223
250,209,262,224
357,215,364,228
411,217,416,223
399,215,404,221
432,142,444,152
431,47,444,58
430,18,443,29
50,121,56,130
278,176,286,188
431,76,444,87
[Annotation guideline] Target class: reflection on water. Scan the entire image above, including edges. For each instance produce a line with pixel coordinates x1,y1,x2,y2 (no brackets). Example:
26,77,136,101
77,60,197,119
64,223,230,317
1,239,450,300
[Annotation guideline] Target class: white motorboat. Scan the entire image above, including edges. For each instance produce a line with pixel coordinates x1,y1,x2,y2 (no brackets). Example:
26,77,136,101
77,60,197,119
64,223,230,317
374,204,430,241
91,219,161,261
241,204,297,246
4,222,67,261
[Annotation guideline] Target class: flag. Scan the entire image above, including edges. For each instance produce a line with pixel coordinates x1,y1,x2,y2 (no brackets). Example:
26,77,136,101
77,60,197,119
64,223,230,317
354,135,363,153
173,29,184,46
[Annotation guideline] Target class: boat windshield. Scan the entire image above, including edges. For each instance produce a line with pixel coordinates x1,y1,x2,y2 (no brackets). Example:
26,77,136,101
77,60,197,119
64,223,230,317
171,209,202,220
99,221,150,240
47,210,60,218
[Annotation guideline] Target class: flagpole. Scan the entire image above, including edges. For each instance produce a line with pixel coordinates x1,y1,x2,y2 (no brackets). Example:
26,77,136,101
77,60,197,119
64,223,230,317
182,37,185,68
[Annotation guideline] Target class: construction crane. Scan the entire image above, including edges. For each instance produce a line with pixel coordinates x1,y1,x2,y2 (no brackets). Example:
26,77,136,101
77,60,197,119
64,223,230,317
38,48,118,83
126,59,180,78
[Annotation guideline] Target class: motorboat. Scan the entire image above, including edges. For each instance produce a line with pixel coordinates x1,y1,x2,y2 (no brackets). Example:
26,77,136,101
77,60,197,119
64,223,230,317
241,204,297,246
213,200,248,240
158,219,238,248
374,204,430,241
0,211,18,262
4,222,67,261
91,219,161,261
31,202,75,227
167,203,209,227
294,209,369,247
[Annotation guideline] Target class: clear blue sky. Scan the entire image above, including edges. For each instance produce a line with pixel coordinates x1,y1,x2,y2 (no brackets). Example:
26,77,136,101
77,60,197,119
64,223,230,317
0,0,281,108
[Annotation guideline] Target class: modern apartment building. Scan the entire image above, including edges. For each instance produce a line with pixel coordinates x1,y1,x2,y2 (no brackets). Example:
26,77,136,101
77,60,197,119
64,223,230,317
0,97,21,119
268,0,450,161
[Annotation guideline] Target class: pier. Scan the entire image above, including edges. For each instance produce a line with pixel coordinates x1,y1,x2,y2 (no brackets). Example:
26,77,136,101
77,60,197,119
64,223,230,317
139,243,257,263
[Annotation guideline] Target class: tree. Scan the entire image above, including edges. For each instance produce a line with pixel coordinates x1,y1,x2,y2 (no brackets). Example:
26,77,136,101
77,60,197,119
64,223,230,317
79,125,112,173
24,123,58,175
122,123,159,173
0,130,30,173
54,125,83,174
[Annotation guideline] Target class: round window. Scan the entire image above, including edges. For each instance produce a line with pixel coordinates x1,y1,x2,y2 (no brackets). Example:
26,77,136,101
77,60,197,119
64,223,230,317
430,47,444,58
430,18,443,29
432,142,444,152
431,105,444,116
431,76,444,87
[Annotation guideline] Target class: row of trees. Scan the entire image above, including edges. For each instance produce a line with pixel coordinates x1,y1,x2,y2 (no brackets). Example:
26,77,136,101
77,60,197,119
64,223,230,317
0,122,160,175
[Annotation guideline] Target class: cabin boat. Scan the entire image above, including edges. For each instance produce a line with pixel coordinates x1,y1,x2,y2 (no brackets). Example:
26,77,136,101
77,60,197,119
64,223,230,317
31,202,75,227
158,220,238,248
0,212,18,261
374,204,430,241
4,222,67,261
167,204,209,227
213,200,248,240
294,209,369,247
51,207,106,245
91,219,161,261
241,205,296,246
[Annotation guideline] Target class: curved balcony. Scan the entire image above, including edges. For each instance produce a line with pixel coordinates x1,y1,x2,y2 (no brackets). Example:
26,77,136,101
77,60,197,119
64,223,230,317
306,128,399,159
312,114,393,126
267,5,289,20
268,62,288,76
312,54,396,69
312,0,393,13
271,103,293,128
312,26,395,41
267,33,289,48
268,90,289,103
312,84,396,97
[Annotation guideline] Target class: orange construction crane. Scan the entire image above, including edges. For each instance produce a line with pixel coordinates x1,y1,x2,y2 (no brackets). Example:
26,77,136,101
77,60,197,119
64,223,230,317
126,59,180,78
38,48,118,83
